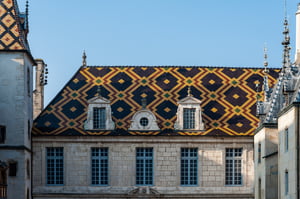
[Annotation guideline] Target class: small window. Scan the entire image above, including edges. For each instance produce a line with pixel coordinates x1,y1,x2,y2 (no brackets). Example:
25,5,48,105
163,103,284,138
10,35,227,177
27,68,30,97
46,147,64,185
258,178,262,199
258,143,261,163
136,148,153,185
91,148,108,185
181,148,198,186
9,162,17,177
0,126,6,143
93,108,106,129
225,148,242,185
183,108,195,129
139,117,149,127
285,128,289,152
285,170,289,195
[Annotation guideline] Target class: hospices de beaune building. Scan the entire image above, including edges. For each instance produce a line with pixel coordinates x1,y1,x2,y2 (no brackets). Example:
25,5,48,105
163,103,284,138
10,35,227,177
1,0,300,199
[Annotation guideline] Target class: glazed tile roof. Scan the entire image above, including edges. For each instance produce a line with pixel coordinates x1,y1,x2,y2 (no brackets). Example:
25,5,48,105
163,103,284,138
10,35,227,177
33,66,279,136
0,0,29,51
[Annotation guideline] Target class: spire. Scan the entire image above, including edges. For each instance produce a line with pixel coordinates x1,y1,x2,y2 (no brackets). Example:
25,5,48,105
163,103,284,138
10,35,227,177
82,51,87,67
263,45,270,101
0,0,30,51
295,3,300,65
282,18,292,74
25,0,29,32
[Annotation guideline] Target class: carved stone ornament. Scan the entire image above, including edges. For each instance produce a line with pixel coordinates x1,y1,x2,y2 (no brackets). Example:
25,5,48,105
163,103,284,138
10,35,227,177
129,109,160,130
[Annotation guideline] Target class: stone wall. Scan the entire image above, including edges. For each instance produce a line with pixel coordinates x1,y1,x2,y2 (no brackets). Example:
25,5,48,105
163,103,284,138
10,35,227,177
32,136,254,198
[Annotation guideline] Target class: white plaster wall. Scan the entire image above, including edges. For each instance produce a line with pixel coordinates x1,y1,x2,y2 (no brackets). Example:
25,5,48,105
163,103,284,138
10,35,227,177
278,107,297,199
32,136,254,198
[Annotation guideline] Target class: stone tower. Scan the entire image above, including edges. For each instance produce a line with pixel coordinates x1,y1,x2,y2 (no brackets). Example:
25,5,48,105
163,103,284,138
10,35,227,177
0,0,35,198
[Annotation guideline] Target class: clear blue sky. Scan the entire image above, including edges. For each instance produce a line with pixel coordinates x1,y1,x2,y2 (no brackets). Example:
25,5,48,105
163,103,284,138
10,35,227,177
17,0,299,104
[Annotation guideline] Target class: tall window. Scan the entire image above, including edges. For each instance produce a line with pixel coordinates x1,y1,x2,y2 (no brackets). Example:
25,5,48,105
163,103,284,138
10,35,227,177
285,170,289,195
93,108,106,129
46,147,63,185
285,128,289,152
91,148,108,185
183,108,195,129
258,178,262,199
0,126,6,143
136,148,153,185
258,143,261,163
225,148,242,185
181,148,198,186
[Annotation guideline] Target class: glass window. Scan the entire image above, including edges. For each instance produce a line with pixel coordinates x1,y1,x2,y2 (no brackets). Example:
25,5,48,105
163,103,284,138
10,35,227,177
183,108,195,129
0,126,6,143
93,108,106,129
285,171,289,195
136,148,153,185
225,148,242,185
140,117,149,127
181,148,198,186
46,147,63,185
91,148,108,185
258,143,261,163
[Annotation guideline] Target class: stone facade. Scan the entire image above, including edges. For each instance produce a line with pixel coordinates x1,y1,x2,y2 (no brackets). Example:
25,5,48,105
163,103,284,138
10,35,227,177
32,136,254,199
0,52,34,199
254,126,278,199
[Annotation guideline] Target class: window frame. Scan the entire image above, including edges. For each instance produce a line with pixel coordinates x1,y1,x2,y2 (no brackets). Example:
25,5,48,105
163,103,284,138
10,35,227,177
258,143,261,164
91,147,109,186
93,107,106,129
46,147,64,186
225,148,243,186
285,128,289,152
180,148,198,186
136,148,154,186
183,108,196,129
285,170,289,195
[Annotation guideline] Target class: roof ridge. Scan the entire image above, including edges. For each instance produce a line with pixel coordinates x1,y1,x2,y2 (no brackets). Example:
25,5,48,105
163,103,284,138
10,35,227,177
83,65,281,69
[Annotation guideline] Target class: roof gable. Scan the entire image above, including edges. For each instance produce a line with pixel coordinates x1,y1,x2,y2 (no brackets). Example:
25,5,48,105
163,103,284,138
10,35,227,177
178,96,202,104
33,66,280,136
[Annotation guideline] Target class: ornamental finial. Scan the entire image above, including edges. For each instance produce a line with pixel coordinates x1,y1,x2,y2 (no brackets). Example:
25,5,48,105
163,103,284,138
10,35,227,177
96,85,101,97
82,50,87,67
187,86,192,97
142,98,147,109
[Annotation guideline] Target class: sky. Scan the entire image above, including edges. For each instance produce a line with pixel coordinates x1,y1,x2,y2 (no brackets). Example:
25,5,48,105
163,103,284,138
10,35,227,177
16,0,300,105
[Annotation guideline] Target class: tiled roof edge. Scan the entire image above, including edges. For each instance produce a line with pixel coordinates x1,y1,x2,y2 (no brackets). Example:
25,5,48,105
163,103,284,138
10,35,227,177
83,65,281,70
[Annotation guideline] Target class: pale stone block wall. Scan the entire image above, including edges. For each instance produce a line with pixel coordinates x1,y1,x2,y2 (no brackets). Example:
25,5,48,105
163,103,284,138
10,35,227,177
32,136,254,198
254,126,278,199
278,106,297,199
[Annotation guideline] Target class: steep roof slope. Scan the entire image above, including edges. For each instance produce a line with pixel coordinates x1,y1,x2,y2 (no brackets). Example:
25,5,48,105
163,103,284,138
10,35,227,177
0,0,30,51
33,66,279,136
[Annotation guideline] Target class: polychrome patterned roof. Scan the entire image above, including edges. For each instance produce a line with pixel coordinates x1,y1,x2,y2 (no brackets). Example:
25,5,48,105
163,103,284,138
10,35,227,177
33,66,279,136
0,0,29,51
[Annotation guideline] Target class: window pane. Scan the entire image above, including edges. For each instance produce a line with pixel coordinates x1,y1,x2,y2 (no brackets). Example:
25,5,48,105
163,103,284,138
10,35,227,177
46,147,64,185
93,108,106,129
91,148,108,185
225,148,242,185
183,108,195,129
136,148,153,185
181,148,198,185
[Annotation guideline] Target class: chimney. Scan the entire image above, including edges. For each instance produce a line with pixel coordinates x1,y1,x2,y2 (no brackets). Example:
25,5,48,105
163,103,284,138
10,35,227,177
33,59,47,119
295,3,300,65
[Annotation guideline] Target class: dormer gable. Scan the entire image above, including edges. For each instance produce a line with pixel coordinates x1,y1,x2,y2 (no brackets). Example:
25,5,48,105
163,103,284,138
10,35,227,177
174,88,205,131
84,88,115,130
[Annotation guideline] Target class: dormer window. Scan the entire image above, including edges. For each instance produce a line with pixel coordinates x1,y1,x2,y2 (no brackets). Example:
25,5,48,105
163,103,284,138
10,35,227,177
175,87,205,131
183,108,195,129
93,108,106,129
84,87,115,130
